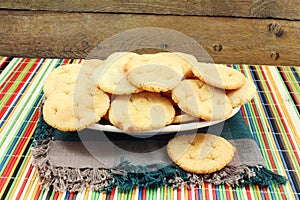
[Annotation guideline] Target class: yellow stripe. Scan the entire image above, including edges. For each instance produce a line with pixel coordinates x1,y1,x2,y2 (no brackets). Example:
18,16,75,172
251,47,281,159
201,183,205,200
131,187,136,200
0,135,36,198
102,191,107,200
120,190,125,200
84,187,90,200
264,66,300,176
7,154,32,199
22,170,37,200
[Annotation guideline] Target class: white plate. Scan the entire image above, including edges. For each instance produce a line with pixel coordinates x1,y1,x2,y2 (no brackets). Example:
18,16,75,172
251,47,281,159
87,106,240,134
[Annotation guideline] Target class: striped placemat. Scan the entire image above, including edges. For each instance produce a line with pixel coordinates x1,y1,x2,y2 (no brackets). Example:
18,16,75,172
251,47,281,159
0,57,299,200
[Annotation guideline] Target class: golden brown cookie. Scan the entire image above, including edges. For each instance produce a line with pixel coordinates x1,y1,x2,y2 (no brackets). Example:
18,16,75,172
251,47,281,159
226,78,257,108
95,52,141,95
167,133,236,174
173,52,198,78
124,52,184,76
108,91,175,132
171,79,233,121
43,64,82,97
191,63,246,90
43,86,110,132
126,64,183,92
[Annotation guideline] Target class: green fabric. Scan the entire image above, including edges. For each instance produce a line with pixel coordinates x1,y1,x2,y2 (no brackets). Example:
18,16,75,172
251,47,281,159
32,108,287,192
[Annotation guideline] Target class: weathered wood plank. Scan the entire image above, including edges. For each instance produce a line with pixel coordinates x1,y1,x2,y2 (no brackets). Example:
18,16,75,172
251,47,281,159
1,10,300,65
0,0,299,20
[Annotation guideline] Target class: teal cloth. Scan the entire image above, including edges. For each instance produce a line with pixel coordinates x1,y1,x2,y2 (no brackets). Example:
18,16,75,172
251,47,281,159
32,109,287,192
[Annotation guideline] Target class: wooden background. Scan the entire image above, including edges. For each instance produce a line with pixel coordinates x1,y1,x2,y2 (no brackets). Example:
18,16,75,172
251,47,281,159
1,0,300,65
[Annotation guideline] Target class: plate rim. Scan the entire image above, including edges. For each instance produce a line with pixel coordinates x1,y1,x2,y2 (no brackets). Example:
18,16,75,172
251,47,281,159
87,106,241,134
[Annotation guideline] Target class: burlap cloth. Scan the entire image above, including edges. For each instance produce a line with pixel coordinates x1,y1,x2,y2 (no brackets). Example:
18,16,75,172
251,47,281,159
31,111,287,192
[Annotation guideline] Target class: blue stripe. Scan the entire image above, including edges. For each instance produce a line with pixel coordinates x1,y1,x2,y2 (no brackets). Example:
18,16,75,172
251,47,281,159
0,59,44,127
0,94,43,171
291,67,300,84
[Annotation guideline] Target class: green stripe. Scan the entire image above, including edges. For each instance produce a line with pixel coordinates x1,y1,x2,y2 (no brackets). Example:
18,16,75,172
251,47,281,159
127,188,132,200
160,186,163,200
49,190,55,200
282,66,300,101
92,190,99,200
245,66,291,196
38,188,45,200
0,59,58,176
219,185,225,200
124,189,129,200
4,147,32,199
0,59,36,109
0,58,22,84
269,67,300,173
277,67,300,116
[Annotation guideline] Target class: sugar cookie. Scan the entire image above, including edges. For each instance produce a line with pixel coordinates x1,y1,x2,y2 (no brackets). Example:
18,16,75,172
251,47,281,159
172,79,232,120
227,78,257,108
108,92,175,132
191,63,246,89
167,133,236,174
95,52,141,94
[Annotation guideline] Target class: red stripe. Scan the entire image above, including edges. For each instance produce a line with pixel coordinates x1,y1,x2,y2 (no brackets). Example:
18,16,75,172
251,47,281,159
211,184,216,200
110,187,116,200
142,187,146,200
33,187,42,200
0,58,29,93
15,165,34,199
225,185,231,200
53,192,59,200
251,100,277,171
204,183,209,200
188,187,192,199
262,187,270,200
260,66,291,135
194,187,199,200
0,59,41,119
278,66,299,107
245,186,252,199
68,191,74,200
278,185,287,200
62,59,72,66
177,187,181,200
0,110,39,190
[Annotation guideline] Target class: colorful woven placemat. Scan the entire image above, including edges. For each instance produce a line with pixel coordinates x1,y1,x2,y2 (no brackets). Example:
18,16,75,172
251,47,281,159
0,57,299,199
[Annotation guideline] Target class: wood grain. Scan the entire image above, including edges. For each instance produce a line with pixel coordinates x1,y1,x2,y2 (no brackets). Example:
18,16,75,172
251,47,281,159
1,10,300,65
0,0,299,20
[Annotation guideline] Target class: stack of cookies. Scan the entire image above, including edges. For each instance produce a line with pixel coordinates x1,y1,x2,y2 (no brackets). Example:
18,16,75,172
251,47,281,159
42,52,256,133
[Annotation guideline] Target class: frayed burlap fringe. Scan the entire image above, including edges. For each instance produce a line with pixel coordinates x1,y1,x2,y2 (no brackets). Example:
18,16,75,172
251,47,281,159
31,141,287,192
31,140,113,192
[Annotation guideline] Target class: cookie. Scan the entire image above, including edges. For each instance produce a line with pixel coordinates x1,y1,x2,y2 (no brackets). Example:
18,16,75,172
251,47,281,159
81,59,105,78
172,113,199,124
43,64,82,97
124,52,184,76
93,52,141,95
191,63,246,90
108,91,175,132
173,52,198,78
167,133,236,174
43,86,110,131
126,64,183,92
171,79,232,120
226,78,257,108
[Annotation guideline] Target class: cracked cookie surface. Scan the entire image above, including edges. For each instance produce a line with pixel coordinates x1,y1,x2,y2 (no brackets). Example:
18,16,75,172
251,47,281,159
167,133,236,174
